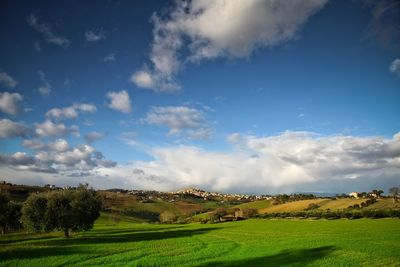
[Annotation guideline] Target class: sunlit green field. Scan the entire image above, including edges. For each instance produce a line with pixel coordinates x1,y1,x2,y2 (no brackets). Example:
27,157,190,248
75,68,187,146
1,214,399,266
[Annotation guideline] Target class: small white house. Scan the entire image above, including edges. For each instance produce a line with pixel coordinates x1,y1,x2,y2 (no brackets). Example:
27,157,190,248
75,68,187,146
349,192,359,199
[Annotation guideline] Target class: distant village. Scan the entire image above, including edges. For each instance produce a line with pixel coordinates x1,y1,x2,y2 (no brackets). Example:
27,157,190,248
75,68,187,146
0,180,389,203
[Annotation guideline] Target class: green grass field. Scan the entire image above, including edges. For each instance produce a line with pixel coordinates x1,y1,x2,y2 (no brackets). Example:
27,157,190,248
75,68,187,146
1,214,399,266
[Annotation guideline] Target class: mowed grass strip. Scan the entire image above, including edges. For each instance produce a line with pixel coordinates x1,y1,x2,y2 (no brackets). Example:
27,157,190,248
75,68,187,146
0,215,399,266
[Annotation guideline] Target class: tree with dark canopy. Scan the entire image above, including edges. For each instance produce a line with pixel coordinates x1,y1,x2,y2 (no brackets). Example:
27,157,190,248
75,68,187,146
21,184,101,237
0,193,22,234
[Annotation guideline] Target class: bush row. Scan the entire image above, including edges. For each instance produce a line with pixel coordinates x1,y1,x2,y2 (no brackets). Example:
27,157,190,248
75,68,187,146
255,209,400,219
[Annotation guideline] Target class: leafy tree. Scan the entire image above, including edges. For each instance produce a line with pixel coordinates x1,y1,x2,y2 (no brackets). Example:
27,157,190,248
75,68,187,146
0,193,22,234
389,187,399,203
371,189,384,197
20,193,48,232
21,184,101,237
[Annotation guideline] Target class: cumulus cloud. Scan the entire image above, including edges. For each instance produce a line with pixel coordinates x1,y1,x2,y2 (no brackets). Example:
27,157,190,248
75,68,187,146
106,90,132,113
46,103,97,120
84,132,105,143
0,72,18,88
142,105,212,139
131,0,327,91
0,92,23,115
0,141,116,176
85,29,106,42
27,14,70,48
35,120,79,137
0,119,31,139
97,131,400,193
23,138,69,152
389,58,400,77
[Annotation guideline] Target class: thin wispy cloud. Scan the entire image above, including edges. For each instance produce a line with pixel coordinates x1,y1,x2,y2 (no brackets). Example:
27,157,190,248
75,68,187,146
85,29,106,42
389,58,400,77
84,131,105,143
142,106,212,140
0,72,18,88
104,53,116,62
37,70,52,96
27,14,70,48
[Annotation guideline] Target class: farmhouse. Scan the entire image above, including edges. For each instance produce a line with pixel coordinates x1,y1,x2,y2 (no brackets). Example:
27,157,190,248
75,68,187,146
349,192,359,199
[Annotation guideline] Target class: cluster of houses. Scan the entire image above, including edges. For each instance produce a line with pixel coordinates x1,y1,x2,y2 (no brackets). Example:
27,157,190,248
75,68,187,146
173,187,272,201
348,191,383,199
104,187,273,203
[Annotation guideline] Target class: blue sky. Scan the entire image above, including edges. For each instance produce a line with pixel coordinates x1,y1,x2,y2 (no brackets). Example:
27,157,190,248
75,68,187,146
0,0,399,194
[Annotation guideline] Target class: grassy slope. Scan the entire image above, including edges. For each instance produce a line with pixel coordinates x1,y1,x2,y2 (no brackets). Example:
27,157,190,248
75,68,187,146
232,199,272,210
258,198,395,214
259,199,328,214
1,215,399,266
364,198,400,210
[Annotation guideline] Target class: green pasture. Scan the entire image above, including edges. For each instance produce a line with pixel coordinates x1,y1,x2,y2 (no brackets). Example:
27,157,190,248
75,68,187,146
0,214,399,266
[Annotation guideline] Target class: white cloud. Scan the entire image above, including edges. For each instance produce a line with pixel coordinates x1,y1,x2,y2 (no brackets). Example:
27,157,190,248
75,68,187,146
98,131,400,193
37,70,52,96
0,119,31,139
131,0,327,91
84,132,105,143
389,58,400,77
0,92,23,115
0,141,116,176
0,72,18,88
35,120,79,137
104,53,116,62
46,103,97,120
142,105,212,139
106,90,132,113
130,70,156,89
27,14,70,48
23,138,69,152
85,29,106,42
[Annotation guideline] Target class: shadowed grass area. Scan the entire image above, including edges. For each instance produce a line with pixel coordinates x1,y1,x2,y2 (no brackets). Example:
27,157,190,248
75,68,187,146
197,246,337,267
0,216,399,266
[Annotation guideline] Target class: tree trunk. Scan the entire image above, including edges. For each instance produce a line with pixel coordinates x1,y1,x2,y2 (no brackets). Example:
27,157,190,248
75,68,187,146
64,227,69,237
1,225,5,235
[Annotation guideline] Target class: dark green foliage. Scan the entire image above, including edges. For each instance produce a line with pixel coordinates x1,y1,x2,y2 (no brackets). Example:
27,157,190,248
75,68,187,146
20,193,48,232
0,193,22,234
21,184,101,237
257,209,400,220
273,194,316,205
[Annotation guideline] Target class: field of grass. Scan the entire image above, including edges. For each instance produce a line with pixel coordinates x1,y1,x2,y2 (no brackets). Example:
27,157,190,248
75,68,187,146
232,199,272,211
257,198,399,214
259,199,328,213
1,214,399,266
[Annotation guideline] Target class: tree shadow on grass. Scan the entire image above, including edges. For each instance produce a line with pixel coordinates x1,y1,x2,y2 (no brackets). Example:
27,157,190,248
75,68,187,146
0,246,85,261
197,246,337,267
0,227,219,261
46,227,219,246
